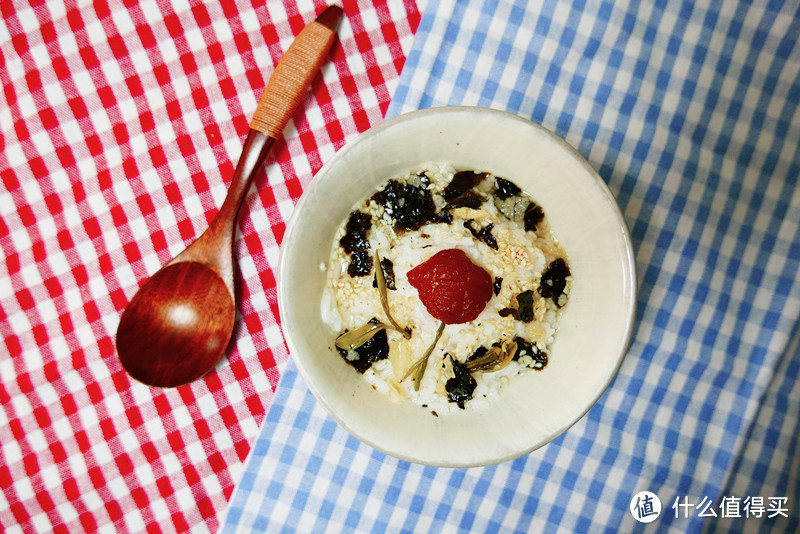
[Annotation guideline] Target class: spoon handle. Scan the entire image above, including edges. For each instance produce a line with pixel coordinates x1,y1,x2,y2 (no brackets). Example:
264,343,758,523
250,5,342,138
173,6,343,282
220,4,342,221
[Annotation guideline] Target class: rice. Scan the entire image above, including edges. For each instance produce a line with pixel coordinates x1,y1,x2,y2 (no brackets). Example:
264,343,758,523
321,163,571,414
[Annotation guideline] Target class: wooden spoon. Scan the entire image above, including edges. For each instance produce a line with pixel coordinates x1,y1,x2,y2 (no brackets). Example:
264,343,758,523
115,6,342,388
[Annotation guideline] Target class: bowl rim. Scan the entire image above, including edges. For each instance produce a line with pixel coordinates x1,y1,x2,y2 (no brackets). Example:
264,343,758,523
278,105,638,466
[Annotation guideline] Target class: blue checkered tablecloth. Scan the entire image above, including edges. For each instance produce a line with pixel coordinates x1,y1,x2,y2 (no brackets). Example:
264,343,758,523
221,0,800,531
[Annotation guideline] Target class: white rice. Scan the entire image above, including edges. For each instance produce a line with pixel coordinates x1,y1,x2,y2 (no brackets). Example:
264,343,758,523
321,163,571,414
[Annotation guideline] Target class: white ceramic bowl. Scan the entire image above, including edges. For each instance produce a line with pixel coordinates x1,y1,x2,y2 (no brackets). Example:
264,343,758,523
278,107,636,467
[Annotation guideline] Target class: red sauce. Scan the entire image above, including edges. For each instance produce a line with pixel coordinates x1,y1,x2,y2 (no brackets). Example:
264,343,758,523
407,248,493,324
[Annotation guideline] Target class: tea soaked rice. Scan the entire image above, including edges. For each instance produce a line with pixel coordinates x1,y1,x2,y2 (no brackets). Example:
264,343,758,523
321,164,571,413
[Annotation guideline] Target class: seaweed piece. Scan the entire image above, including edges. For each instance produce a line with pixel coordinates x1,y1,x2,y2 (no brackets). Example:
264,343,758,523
479,224,498,250
445,190,485,209
495,195,529,221
463,220,498,250
372,257,397,290
445,356,477,409
516,290,535,323
498,307,517,319
348,250,372,277
494,177,521,199
512,336,548,370
524,202,545,232
467,346,488,363
497,289,534,321
540,258,570,306
336,318,389,373
340,210,373,277
493,277,503,296
339,210,371,254
442,171,488,202
532,351,549,371
371,178,449,231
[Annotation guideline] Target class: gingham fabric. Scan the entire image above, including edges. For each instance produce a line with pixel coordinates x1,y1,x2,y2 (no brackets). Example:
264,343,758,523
0,1,419,532
222,0,800,532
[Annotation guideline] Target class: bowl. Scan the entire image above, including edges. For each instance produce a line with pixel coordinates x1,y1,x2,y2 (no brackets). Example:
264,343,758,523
278,106,636,467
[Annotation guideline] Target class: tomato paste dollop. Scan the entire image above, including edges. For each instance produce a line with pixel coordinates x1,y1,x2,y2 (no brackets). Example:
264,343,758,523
407,248,493,324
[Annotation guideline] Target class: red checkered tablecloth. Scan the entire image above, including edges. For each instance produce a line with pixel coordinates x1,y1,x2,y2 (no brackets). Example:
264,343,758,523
0,1,419,531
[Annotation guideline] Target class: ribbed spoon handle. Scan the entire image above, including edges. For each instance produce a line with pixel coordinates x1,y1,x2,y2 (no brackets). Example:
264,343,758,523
250,5,342,138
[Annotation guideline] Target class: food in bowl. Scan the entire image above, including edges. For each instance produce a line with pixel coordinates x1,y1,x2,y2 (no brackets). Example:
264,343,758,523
321,163,571,413
282,107,636,467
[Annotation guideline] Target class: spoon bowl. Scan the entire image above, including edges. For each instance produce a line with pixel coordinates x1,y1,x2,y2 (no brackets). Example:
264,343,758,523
115,6,342,388
116,262,235,387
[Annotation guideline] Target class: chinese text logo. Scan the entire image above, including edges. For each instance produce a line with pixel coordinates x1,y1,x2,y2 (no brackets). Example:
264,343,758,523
630,491,662,523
